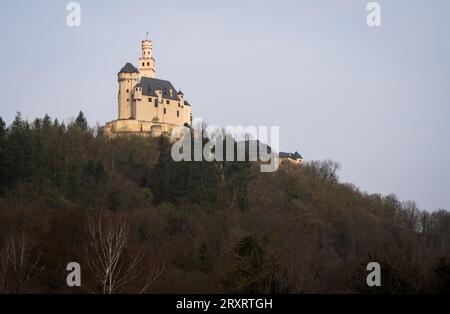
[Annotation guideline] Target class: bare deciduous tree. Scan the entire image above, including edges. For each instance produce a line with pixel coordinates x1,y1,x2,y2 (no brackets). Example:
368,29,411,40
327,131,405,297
85,212,164,294
0,233,40,293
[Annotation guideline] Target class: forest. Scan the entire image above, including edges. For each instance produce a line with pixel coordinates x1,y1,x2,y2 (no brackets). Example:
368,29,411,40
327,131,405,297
0,112,449,293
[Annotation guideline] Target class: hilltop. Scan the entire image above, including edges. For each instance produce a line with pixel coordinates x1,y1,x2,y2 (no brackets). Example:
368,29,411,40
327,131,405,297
0,112,449,293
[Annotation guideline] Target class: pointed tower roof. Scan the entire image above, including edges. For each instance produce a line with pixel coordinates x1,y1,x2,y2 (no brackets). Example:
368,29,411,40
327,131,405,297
118,62,139,74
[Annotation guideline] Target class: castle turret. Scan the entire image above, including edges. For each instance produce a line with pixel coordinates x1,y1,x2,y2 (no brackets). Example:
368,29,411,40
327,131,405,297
139,38,156,78
178,90,190,125
117,63,139,119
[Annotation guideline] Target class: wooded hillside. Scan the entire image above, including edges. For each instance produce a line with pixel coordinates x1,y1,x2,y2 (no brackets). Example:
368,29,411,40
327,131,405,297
0,112,449,293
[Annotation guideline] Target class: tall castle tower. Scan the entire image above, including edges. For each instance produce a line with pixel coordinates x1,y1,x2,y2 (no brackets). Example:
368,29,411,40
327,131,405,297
117,63,139,119
138,39,156,78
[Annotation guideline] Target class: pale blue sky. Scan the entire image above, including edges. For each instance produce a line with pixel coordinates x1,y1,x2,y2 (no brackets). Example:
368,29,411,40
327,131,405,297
1,0,449,211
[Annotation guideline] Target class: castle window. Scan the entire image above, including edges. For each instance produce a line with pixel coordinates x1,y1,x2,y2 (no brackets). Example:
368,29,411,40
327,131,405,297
178,103,180,107
126,98,129,102
126,89,129,93
164,108,167,114
177,110,179,117
155,100,158,107
147,62,150,66
142,62,144,66
148,97,152,102
166,100,169,105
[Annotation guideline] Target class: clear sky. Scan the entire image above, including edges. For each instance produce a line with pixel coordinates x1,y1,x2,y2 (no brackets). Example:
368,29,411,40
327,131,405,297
1,0,449,211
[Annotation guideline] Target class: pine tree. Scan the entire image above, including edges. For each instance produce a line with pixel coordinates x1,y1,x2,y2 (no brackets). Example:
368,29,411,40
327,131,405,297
0,116,6,138
0,116,7,193
7,112,36,185
74,111,88,131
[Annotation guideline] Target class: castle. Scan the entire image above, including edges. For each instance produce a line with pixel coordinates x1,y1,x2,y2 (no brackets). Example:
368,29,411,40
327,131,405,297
102,36,303,164
103,37,191,137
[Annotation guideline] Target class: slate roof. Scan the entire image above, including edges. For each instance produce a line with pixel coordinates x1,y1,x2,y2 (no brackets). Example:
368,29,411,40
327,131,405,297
135,77,180,101
232,140,304,161
118,62,139,74
279,152,291,158
279,151,303,160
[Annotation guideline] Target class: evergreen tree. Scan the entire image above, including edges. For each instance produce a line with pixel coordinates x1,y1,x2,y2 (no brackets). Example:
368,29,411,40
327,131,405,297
0,116,7,138
0,116,7,193
74,111,88,131
5,113,35,186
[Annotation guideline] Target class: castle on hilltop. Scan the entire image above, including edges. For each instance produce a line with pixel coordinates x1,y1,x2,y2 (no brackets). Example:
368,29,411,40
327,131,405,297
103,36,192,137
